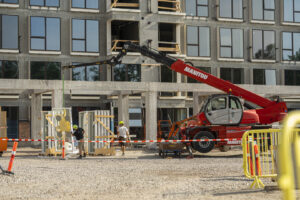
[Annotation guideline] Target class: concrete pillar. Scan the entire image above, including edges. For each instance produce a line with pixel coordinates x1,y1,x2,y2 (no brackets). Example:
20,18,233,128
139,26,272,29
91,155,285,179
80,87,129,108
31,93,42,146
52,89,63,109
118,94,129,128
145,91,157,149
193,92,200,115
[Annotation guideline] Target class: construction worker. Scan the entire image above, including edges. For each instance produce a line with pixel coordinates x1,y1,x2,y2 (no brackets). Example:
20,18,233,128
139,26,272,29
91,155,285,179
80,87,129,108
117,121,130,156
72,124,86,159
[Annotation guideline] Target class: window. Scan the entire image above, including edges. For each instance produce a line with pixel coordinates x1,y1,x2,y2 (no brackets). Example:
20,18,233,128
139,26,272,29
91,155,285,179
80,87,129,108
252,0,275,21
220,28,243,58
0,15,18,49
187,26,210,57
219,0,243,19
252,30,275,60
0,0,18,3
284,0,300,23
72,64,99,81
185,0,208,17
30,0,59,7
30,17,60,51
31,62,61,80
161,65,177,96
285,70,300,85
0,61,18,79
72,0,98,9
282,32,300,61
253,69,276,85
113,64,141,82
72,19,99,52
220,68,244,84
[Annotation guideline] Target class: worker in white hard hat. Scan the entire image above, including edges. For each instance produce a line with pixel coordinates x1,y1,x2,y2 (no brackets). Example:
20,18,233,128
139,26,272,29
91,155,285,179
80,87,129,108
117,121,130,156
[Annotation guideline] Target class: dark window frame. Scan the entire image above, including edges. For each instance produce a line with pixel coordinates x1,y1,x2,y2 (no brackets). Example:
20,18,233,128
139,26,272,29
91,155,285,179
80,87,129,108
219,0,243,19
0,60,18,79
285,69,300,85
252,29,276,60
186,26,210,57
30,61,61,80
30,16,61,51
72,64,100,81
219,28,244,59
29,0,60,7
71,18,99,53
112,63,141,82
252,0,275,21
220,67,244,84
0,0,19,4
283,0,300,23
71,0,98,10
282,31,300,61
0,14,19,50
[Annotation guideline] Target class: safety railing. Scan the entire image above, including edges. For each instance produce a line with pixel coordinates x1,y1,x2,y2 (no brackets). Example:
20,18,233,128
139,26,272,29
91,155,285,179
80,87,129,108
158,41,181,54
158,0,182,12
242,129,281,188
278,111,300,200
111,0,139,9
111,40,139,52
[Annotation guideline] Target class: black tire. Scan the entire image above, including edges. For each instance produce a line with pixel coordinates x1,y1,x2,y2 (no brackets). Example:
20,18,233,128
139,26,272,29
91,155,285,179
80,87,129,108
192,131,215,153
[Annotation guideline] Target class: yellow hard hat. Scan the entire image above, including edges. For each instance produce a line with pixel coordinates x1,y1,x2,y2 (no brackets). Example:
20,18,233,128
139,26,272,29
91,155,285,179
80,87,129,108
119,121,124,125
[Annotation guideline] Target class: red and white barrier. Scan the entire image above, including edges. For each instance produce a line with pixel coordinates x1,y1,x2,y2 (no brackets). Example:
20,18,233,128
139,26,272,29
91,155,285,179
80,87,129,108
1,138,242,143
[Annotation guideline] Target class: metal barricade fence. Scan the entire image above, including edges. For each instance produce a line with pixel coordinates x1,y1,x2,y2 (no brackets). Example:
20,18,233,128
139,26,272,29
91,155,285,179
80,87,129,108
278,111,300,200
242,129,281,188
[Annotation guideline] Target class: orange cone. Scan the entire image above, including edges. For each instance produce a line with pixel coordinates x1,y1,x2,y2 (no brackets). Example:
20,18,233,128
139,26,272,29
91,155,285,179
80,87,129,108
254,144,262,176
7,142,18,173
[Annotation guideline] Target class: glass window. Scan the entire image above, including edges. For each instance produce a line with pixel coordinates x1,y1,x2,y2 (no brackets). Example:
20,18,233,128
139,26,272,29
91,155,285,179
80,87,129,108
113,64,141,82
220,0,243,19
187,26,210,57
253,69,276,85
0,0,18,3
31,62,61,80
282,32,300,61
0,60,18,79
252,30,275,59
30,0,59,7
72,0,98,9
220,68,244,84
220,28,243,58
284,0,300,22
1,15,18,49
285,70,300,85
252,0,275,21
185,0,208,17
72,19,99,52
30,17,60,51
72,64,99,81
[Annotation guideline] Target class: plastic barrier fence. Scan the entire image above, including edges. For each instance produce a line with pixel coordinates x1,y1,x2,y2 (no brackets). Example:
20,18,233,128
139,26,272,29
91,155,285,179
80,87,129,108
278,111,300,200
242,129,281,188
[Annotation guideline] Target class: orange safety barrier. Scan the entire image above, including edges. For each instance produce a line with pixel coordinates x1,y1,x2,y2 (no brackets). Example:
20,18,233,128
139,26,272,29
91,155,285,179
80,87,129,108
254,144,262,176
7,142,18,173
61,140,65,160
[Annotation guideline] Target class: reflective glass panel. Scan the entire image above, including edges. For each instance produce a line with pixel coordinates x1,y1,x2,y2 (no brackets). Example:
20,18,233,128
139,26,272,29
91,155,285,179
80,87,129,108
187,26,198,44
220,0,231,18
86,20,99,52
220,28,231,46
283,32,292,49
252,0,263,20
265,69,276,85
264,31,275,59
46,62,60,80
86,0,98,9
3,0,18,3
197,6,208,17
2,15,18,49
220,47,231,58
31,17,45,37
232,29,243,58
72,19,85,39
264,0,274,9
87,65,99,81
284,0,293,21
30,0,44,6
46,0,59,7
72,40,85,52
72,0,84,8
31,38,45,50
72,67,85,81
253,30,263,59
187,46,198,57
233,0,243,18
186,0,196,16
199,27,210,56
46,18,60,51
293,33,300,60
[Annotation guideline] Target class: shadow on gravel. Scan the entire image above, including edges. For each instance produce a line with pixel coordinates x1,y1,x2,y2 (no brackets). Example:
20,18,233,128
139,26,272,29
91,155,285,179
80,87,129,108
214,189,265,196
209,176,252,182
193,154,243,159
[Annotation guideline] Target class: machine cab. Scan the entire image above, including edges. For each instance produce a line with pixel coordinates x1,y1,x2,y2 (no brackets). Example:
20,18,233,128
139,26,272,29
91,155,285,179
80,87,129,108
201,94,243,125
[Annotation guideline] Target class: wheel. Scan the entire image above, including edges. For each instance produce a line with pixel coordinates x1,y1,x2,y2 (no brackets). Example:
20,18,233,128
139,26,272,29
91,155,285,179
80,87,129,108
192,131,215,153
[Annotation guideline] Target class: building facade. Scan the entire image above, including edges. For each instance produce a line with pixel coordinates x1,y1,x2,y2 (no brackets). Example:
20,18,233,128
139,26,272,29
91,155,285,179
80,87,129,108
0,0,299,140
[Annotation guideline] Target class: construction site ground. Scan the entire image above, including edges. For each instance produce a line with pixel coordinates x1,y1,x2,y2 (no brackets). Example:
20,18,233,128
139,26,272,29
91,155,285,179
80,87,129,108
0,146,282,200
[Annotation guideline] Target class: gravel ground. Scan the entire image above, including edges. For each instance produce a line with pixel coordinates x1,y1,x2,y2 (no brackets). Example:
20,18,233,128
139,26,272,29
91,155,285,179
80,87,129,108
0,146,282,200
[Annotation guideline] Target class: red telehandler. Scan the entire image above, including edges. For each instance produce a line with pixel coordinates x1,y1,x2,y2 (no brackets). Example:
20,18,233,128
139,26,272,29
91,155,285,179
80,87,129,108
65,42,287,153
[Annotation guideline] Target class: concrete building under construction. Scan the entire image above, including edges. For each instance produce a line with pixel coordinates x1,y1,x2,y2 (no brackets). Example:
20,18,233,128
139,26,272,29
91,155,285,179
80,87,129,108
0,0,300,142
